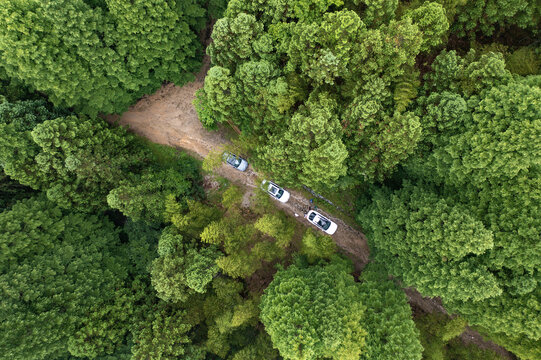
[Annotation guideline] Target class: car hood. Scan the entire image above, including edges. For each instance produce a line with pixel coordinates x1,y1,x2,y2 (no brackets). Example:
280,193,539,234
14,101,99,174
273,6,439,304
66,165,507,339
237,159,248,171
326,222,338,235
278,191,290,203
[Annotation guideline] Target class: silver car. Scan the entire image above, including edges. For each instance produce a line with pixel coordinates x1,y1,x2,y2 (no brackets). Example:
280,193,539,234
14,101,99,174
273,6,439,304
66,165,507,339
306,210,338,235
261,180,290,203
223,152,248,171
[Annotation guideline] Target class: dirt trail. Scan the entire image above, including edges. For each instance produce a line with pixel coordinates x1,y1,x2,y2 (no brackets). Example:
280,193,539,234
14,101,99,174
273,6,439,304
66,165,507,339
107,59,512,359
108,57,370,268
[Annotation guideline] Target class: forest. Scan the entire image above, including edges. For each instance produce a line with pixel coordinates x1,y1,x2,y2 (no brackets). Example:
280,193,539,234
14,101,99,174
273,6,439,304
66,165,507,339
0,0,539,360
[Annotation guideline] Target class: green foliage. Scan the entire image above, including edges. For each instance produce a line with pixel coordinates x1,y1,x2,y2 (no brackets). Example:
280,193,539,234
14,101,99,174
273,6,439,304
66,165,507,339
207,13,263,70
450,0,539,36
0,110,165,211
481,331,541,360
394,50,541,356
230,333,279,360
404,2,449,52
0,100,61,189
393,67,421,112
198,1,426,188
300,228,337,262
359,183,499,302
416,313,457,360
222,185,244,209
202,278,261,357
197,66,240,128
446,339,506,360
259,92,348,189
505,47,540,76
358,263,423,360
0,67,39,103
107,149,201,224
202,146,226,171
358,0,398,28
0,0,206,115
108,167,194,224
420,73,539,189
67,287,134,359
204,217,262,278
0,171,35,211
0,196,129,360
441,317,468,342
254,213,295,248
260,258,366,360
151,227,220,302
130,300,201,360
122,219,160,275
346,110,422,182
167,198,222,239
31,116,149,210
199,188,294,278
415,313,504,360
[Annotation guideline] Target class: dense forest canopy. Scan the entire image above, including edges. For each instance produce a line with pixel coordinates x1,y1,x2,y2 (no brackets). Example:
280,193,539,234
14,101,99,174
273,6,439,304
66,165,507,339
0,0,539,359
0,0,210,115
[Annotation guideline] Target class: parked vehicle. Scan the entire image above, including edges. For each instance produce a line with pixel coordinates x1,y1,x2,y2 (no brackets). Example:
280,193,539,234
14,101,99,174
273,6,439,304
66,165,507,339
223,152,248,171
261,180,290,203
305,210,337,235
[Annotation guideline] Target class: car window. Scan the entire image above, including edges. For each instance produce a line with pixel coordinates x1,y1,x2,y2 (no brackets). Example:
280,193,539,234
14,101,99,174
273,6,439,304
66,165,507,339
318,218,331,230
276,189,284,198
308,212,316,221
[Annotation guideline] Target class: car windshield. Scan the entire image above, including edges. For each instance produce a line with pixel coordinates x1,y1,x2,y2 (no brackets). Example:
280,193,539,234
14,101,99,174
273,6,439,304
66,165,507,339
233,158,241,167
317,217,331,230
276,189,284,198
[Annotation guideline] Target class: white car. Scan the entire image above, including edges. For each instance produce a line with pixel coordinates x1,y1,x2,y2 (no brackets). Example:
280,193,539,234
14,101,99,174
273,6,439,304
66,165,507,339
306,210,337,235
261,180,290,203
223,152,248,171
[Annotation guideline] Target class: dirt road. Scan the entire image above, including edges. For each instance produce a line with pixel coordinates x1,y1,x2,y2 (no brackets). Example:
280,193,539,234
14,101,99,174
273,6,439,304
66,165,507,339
107,59,512,358
107,57,370,268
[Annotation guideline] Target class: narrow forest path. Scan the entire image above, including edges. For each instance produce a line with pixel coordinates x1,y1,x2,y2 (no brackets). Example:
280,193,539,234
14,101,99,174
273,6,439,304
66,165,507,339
107,59,513,359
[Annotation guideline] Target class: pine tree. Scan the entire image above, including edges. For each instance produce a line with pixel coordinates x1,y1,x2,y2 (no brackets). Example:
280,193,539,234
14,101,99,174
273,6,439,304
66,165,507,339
0,196,130,359
358,264,423,360
260,257,366,360
0,0,206,115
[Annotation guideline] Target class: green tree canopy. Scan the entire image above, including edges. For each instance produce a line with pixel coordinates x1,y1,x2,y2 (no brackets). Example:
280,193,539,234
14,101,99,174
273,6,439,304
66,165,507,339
260,257,366,360
377,50,541,358
359,183,500,302
151,227,220,302
403,2,449,52
0,0,207,115
0,196,130,359
197,1,426,188
358,264,423,360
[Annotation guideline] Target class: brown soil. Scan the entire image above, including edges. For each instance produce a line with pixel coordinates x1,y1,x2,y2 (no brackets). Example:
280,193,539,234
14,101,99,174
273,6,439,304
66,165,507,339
107,58,513,359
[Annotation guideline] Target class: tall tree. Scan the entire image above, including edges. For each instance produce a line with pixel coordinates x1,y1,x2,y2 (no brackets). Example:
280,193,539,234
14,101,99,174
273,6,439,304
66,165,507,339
0,196,130,359
260,257,366,360
383,50,541,359
151,227,220,302
0,0,206,115
358,264,423,360
0,100,61,189
358,183,500,302
197,1,426,188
